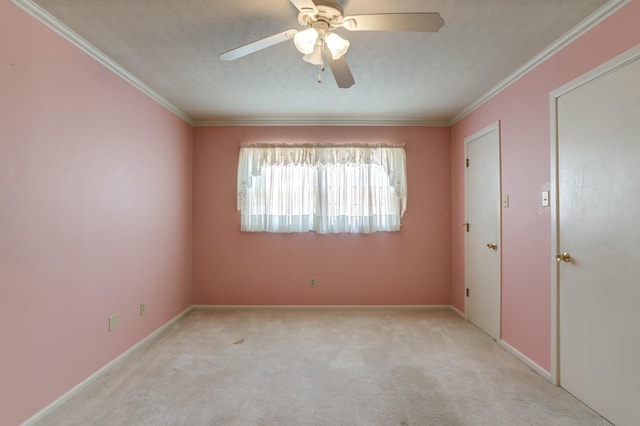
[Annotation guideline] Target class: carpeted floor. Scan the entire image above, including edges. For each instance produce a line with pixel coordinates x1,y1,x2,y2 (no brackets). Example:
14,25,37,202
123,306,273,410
36,308,610,426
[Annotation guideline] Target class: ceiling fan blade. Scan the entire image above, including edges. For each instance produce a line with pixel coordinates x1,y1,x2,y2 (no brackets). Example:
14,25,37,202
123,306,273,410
289,0,318,15
342,13,444,32
325,53,355,89
220,29,297,61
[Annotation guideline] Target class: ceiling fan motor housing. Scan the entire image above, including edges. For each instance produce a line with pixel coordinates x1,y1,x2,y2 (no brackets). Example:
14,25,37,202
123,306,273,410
297,1,345,30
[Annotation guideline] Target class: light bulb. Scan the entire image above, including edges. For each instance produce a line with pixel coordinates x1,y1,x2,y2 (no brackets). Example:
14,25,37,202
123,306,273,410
325,32,350,60
294,28,319,55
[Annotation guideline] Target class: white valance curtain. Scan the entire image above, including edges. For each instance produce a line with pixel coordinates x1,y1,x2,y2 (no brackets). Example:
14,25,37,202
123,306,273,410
237,144,407,233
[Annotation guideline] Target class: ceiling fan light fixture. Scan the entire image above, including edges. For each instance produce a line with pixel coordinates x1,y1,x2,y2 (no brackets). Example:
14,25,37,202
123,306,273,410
325,32,350,60
293,28,319,54
303,43,324,66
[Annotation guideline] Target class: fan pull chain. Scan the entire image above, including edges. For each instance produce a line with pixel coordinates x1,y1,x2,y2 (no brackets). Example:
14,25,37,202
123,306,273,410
316,39,326,83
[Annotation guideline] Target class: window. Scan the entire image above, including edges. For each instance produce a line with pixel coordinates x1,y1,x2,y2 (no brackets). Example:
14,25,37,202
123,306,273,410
237,144,407,233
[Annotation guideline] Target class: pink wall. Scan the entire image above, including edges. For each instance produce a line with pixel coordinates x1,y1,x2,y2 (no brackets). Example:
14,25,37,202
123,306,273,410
194,126,451,306
450,0,640,372
0,2,193,424
5,0,639,422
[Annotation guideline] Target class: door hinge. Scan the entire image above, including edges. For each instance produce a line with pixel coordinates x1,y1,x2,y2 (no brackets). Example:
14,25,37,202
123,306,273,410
464,223,470,232
466,158,469,168
466,288,470,297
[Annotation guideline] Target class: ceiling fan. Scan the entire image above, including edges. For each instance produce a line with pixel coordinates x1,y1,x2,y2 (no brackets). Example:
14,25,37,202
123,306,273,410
219,0,444,88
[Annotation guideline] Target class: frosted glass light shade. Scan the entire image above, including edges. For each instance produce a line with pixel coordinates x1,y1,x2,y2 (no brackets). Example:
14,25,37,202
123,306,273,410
325,32,350,59
294,28,319,54
303,44,324,66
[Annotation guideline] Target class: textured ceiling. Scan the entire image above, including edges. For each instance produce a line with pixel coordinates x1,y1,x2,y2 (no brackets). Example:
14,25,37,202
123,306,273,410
26,0,610,124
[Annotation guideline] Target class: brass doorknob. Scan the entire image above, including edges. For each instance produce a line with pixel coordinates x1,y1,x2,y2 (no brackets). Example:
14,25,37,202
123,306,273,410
556,252,572,263
486,242,497,250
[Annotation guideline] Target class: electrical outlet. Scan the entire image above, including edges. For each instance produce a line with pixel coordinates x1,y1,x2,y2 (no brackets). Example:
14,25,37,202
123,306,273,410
140,303,146,316
108,313,119,332
310,277,316,287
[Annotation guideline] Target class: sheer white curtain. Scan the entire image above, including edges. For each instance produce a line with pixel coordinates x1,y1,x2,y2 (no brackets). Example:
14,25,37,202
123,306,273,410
237,144,407,233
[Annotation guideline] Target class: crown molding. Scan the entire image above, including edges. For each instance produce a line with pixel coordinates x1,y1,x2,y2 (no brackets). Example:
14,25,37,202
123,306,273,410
193,118,451,127
12,0,628,129
449,0,630,125
12,0,441,129
11,0,194,125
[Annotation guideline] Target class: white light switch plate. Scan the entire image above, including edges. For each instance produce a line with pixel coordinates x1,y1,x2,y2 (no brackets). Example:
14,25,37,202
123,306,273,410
502,194,510,208
542,191,550,207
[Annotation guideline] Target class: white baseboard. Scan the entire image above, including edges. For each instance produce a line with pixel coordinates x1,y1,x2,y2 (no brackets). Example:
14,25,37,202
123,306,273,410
498,339,553,383
449,305,466,319
192,304,453,311
23,306,194,426
21,303,472,424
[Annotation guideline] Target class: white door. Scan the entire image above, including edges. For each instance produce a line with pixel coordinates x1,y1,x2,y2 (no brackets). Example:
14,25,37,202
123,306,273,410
465,122,501,340
556,54,640,426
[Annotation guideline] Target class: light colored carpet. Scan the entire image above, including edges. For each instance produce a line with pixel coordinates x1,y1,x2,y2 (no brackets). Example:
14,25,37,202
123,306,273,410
37,308,610,426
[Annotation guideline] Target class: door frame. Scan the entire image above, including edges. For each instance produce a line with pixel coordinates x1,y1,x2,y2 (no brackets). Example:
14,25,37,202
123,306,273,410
464,120,502,337
549,43,640,386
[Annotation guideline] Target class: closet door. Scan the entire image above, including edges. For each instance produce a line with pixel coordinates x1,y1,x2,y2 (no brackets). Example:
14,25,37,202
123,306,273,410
465,122,501,340
557,55,640,426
